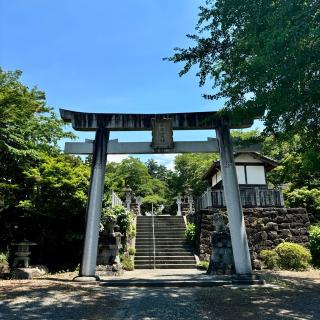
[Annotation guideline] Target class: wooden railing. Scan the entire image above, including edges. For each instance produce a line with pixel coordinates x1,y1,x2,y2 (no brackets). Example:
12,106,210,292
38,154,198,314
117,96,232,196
195,187,284,211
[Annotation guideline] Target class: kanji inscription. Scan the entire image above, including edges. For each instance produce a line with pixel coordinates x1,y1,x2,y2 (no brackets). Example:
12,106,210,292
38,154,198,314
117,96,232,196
151,118,174,149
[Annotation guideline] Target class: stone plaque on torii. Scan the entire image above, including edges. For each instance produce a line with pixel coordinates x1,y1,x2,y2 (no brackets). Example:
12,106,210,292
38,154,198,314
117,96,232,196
151,118,174,150
60,108,261,281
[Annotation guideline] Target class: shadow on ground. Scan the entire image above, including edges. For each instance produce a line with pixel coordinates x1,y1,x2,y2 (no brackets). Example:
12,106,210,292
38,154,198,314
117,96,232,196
0,272,319,320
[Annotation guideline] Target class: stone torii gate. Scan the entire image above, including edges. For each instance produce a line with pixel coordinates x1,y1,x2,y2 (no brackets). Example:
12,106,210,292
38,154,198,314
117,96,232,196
60,108,260,281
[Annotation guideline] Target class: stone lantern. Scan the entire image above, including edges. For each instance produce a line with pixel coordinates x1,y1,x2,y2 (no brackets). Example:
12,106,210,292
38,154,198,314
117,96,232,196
186,187,194,215
124,185,132,211
134,196,142,216
176,194,182,216
11,240,37,268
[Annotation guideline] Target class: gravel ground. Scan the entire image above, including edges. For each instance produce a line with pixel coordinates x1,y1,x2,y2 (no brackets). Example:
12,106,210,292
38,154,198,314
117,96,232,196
0,269,319,320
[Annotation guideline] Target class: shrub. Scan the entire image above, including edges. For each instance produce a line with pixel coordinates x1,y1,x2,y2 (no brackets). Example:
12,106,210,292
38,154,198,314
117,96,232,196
128,225,136,238
260,249,279,269
121,256,134,271
285,187,320,220
0,252,8,263
197,260,209,270
275,242,311,271
309,225,320,267
128,247,136,256
102,205,134,235
185,222,196,244
0,252,10,275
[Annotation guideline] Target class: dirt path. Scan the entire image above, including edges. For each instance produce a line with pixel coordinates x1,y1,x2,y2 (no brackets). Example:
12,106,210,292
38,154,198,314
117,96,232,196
0,270,319,320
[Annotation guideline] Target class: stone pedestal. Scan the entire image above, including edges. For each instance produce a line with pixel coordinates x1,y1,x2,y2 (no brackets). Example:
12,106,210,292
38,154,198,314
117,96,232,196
96,219,123,275
11,265,49,279
207,231,235,275
96,264,124,277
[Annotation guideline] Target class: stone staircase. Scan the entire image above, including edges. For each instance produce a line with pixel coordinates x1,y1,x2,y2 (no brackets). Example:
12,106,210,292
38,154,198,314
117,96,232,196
135,216,196,269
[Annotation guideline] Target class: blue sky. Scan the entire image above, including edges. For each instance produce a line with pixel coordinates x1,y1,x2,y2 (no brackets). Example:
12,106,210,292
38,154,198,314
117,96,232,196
0,0,260,168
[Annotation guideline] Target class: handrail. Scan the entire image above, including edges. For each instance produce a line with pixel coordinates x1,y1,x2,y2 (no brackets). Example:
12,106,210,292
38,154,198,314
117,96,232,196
152,212,156,269
111,191,123,208
196,187,284,211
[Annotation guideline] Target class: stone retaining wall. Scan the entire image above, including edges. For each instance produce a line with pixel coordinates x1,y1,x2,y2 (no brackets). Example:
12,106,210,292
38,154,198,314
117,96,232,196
193,207,310,269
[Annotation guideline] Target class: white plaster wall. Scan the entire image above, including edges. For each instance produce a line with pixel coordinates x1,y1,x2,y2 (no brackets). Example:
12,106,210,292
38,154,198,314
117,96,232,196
236,165,246,184
235,153,262,163
212,166,245,186
246,166,266,184
211,172,222,187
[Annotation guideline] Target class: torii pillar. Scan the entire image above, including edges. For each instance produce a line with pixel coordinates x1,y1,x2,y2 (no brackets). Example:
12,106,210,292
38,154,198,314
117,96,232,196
216,121,252,275
74,127,109,281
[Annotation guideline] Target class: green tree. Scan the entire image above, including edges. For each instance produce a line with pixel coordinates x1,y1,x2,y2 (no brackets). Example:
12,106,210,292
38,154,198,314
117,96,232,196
104,157,168,205
263,134,320,189
17,154,90,269
146,159,170,182
0,69,84,269
0,69,74,211
174,153,218,196
166,0,320,149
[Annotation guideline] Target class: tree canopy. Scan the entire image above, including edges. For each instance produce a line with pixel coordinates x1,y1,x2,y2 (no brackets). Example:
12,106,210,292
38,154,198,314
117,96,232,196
166,0,320,149
0,69,74,211
173,153,218,196
0,69,85,269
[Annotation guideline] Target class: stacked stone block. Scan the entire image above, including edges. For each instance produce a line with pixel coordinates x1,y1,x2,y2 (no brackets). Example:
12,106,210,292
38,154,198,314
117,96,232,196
194,207,310,269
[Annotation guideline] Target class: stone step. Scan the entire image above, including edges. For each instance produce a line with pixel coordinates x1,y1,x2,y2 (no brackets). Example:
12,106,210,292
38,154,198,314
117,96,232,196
135,252,194,257
137,233,185,236
137,224,186,230
136,239,189,246
136,244,192,248
137,220,184,223
137,225,185,229
142,236,186,238
136,239,188,246
138,216,183,219
137,220,185,226
135,259,195,264
135,216,193,270
134,264,196,269
137,227,185,230
137,229,185,237
137,229,185,236
137,221,185,224
138,219,185,222
135,248,193,253
136,246,193,251
136,242,189,247
153,220,185,222
136,250,193,254
155,217,185,220
136,233,186,240
135,256,195,261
